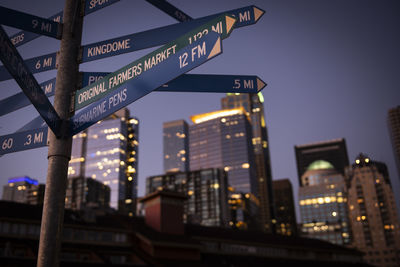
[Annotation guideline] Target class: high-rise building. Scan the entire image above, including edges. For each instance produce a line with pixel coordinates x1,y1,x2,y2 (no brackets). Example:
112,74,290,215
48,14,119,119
295,139,349,186
189,108,258,196
68,108,139,215
221,93,274,232
299,163,351,245
2,176,44,205
346,154,400,266
388,106,400,180
65,176,111,211
163,120,189,173
273,179,297,236
146,168,230,227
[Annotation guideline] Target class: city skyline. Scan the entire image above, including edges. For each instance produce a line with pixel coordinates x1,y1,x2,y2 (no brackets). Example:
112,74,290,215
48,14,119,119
0,0,399,220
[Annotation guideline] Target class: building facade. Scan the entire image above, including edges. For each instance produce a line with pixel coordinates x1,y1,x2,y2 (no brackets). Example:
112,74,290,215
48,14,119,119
295,138,349,186
299,163,351,246
273,179,297,236
146,168,230,227
189,108,258,196
221,93,274,232
68,108,139,215
346,154,400,267
388,106,400,180
163,120,189,173
65,176,111,211
2,176,44,205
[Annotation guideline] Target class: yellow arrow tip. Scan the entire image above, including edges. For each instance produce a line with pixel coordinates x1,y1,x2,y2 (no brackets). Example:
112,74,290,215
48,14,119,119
257,77,266,91
208,37,222,59
253,6,265,22
225,15,236,34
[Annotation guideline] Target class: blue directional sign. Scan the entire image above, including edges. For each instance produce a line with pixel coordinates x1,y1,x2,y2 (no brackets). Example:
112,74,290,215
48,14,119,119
158,74,266,93
82,72,266,93
84,0,120,15
71,32,223,136
81,5,258,63
9,11,63,47
0,78,56,116
0,127,48,156
145,0,193,22
0,52,57,82
0,6,62,39
0,26,61,135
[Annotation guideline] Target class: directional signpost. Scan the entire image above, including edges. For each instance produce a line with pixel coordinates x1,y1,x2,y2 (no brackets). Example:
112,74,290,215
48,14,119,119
0,6,62,39
0,2,267,267
0,26,61,136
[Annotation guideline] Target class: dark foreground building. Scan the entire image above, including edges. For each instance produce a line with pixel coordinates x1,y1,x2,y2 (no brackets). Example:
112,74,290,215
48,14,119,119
0,193,367,266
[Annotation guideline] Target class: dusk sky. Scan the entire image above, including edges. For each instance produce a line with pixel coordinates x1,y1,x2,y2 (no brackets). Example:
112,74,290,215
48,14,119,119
0,0,399,219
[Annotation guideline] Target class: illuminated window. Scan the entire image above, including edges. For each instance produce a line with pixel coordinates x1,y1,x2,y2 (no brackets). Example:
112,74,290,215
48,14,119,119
226,134,231,139
242,163,250,169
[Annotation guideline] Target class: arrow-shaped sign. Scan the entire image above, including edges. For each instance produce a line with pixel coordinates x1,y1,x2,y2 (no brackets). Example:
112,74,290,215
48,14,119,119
0,78,56,117
145,0,193,22
0,52,57,82
81,5,261,63
158,74,266,93
83,72,266,93
0,126,48,156
71,31,224,136
0,6,62,39
75,14,235,110
9,11,63,47
0,26,61,135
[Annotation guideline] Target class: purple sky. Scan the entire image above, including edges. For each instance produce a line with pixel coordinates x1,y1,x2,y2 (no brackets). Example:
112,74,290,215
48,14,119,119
1,0,399,220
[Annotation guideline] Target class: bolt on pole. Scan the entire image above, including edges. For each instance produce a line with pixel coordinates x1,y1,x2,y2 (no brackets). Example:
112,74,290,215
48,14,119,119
36,0,83,267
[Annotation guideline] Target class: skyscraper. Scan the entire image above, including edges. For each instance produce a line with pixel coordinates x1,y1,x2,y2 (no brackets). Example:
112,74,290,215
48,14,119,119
221,92,274,232
299,163,351,245
346,154,400,266
295,138,349,186
68,108,139,215
2,176,44,205
189,108,258,196
146,168,229,227
163,120,189,173
388,106,400,180
273,179,297,236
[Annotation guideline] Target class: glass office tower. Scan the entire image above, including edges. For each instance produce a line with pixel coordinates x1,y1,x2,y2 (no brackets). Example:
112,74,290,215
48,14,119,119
221,92,274,232
68,108,139,215
189,108,258,196
299,161,351,245
163,120,189,173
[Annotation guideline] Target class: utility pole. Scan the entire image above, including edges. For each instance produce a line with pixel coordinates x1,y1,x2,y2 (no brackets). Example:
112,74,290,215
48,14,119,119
37,0,83,266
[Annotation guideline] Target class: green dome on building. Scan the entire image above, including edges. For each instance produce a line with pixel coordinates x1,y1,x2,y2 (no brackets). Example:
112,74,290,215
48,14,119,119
307,160,334,171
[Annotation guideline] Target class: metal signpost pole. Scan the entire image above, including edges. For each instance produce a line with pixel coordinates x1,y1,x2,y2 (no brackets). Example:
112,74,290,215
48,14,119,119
37,0,83,266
